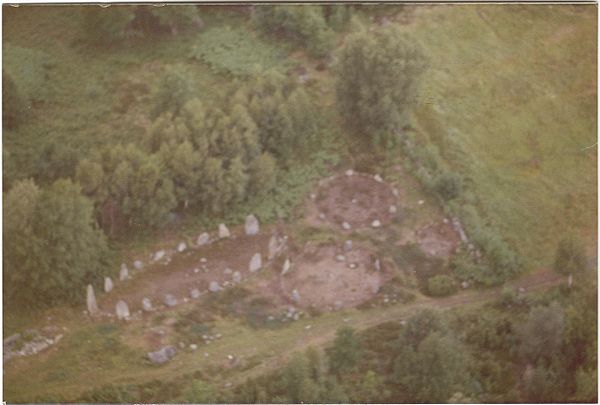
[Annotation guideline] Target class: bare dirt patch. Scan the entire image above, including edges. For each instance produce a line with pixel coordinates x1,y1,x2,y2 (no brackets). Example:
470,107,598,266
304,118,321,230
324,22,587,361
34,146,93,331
280,243,390,310
306,173,398,230
414,221,461,258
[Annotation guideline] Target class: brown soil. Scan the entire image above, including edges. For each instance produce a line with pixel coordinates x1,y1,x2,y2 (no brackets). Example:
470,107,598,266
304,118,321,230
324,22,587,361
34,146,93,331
280,243,390,310
306,173,398,230
414,221,461,258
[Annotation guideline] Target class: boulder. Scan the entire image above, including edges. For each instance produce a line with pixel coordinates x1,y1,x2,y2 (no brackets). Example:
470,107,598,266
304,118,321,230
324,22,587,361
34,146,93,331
232,271,242,283
86,284,99,315
190,288,201,299
218,223,230,238
120,263,129,281
104,277,114,293
209,281,221,292
164,294,178,307
344,240,353,252
153,250,166,262
371,219,381,228
249,253,262,272
177,242,187,252
245,214,259,235
147,346,177,365
133,260,144,270
281,258,291,275
196,232,209,246
116,300,130,320
342,222,352,230
142,298,153,311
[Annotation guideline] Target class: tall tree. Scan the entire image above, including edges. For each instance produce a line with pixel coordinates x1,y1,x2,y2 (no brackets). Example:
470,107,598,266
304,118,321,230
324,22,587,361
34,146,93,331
326,326,363,375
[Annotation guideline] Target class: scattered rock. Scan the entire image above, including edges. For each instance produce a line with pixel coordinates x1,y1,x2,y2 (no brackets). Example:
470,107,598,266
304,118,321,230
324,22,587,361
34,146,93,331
197,232,210,246
344,240,353,252
342,221,352,230
348,262,357,269
134,260,143,270
292,289,301,302
200,257,208,264
209,281,222,292
164,294,178,307
153,250,166,262
392,188,399,197
232,271,242,283
351,198,357,204
336,255,346,262
305,325,312,330
249,253,262,272
86,284,99,315
142,298,153,311
116,300,130,320
443,218,449,224
177,242,187,252
104,277,114,293
345,169,354,176
120,263,129,281
518,287,526,294
310,193,317,200
218,223,230,238
389,205,397,214
147,346,177,365
245,214,260,235
281,258,291,275
334,300,344,310
374,174,383,183
190,344,198,351
193,268,200,274
371,219,381,228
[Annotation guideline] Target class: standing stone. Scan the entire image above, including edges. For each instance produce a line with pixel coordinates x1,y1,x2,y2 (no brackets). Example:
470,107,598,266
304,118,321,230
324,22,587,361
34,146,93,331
209,281,221,292
116,300,130,320
374,174,383,183
374,258,381,272
342,222,352,230
232,271,242,283
120,263,129,281
245,214,259,236
197,232,209,246
345,169,354,176
134,260,143,270
142,298,153,311
104,277,114,293
177,242,187,252
164,294,178,307
371,220,381,228
389,205,397,214
249,253,262,272
281,259,291,275
86,284,98,315
190,288,201,299
568,273,573,288
268,235,279,260
292,289,301,302
147,346,177,364
218,223,230,238
344,240,353,252
153,250,166,262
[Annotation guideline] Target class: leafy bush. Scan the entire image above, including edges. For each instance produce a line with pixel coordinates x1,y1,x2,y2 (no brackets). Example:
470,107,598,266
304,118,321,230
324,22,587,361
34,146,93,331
427,275,458,297
434,171,462,201
190,27,289,76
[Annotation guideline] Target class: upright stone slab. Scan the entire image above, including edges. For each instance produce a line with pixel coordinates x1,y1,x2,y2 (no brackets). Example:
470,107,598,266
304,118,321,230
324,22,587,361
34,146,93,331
268,235,279,260
134,260,144,270
197,232,209,246
218,223,230,239
142,298,153,311
120,263,129,281
232,271,242,283
281,258,291,276
116,300,130,320
177,242,187,252
86,284,99,315
245,214,259,235
104,277,114,293
164,294,177,307
249,253,262,272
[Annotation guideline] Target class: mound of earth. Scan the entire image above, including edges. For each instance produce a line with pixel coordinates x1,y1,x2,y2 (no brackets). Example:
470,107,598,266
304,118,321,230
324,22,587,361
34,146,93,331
307,172,398,230
281,243,388,310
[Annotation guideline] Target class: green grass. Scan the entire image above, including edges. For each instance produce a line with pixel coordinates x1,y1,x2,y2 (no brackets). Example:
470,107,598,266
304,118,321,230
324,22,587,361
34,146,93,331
406,5,597,268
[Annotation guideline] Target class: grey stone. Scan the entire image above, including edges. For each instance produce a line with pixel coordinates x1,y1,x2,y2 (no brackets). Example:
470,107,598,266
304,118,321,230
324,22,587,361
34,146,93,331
147,346,177,364
371,219,381,228
318,213,326,220
344,240,353,252
461,281,469,289
292,289,301,302
142,298,153,311
197,232,210,246
249,253,262,272
224,268,233,275
245,214,259,235
190,288,201,299
334,300,344,310
374,258,381,272
177,242,187,252
268,235,279,260
389,205,397,214
218,223,230,238
134,260,143,270
153,250,166,262
120,263,129,281
348,263,357,269
418,200,425,205
190,343,198,351
116,300,130,320
86,284,99,315
232,271,242,283
104,277,114,293
164,294,178,307
336,255,346,262
209,281,221,292
342,222,352,230
374,174,383,183
345,169,354,176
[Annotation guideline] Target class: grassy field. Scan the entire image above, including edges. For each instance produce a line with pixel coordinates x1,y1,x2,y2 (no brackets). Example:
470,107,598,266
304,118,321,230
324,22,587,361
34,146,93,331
3,4,596,402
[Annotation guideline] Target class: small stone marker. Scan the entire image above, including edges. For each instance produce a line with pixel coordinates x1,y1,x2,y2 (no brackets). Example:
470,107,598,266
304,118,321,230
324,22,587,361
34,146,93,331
142,298,153,311
232,271,242,283
134,260,143,270
374,258,381,272
196,232,210,246
116,300,130,320
218,223,230,238
345,169,354,176
348,263,357,269
147,346,177,364
245,214,259,235
344,240,353,252
104,277,114,293
177,242,187,252
281,258,291,275
120,263,129,281
190,288,201,299
374,174,383,183
389,205,397,214
342,222,352,230
568,273,573,288
418,200,424,206
249,253,262,272
153,250,166,262
224,268,233,275
86,284,98,315
371,219,381,228
292,289,301,302
190,344,198,351
164,294,178,307
209,281,221,292
318,213,326,220
268,235,279,260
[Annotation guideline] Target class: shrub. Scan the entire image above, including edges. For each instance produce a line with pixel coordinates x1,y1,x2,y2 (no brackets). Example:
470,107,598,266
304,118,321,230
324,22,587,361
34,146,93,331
434,171,462,201
427,275,458,297
553,235,587,275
